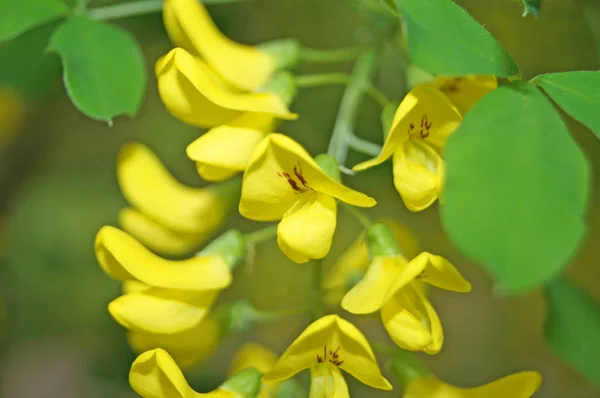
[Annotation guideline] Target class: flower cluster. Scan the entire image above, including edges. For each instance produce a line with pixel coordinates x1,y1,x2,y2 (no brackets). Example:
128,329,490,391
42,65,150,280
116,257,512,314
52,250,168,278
94,1,542,397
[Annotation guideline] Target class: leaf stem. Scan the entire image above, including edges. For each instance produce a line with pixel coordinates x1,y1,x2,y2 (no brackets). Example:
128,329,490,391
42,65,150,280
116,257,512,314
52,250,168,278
244,224,278,245
327,48,379,166
311,260,324,320
341,203,372,228
345,133,382,157
296,73,389,106
88,0,244,20
300,46,362,63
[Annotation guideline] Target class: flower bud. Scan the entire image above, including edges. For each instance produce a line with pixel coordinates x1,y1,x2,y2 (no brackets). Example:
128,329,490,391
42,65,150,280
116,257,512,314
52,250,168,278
259,38,301,71
314,153,341,182
200,229,246,269
366,222,401,258
221,367,263,398
261,70,297,106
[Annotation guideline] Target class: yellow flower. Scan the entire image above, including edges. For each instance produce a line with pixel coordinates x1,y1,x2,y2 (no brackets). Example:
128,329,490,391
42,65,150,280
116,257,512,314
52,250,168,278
124,281,221,368
95,226,232,336
403,371,542,398
342,224,470,354
229,343,278,398
186,110,275,182
0,87,24,151
238,134,376,263
117,143,239,256
155,47,296,128
162,0,293,92
130,348,263,398
263,314,392,397
434,75,497,115
353,84,462,212
322,219,420,306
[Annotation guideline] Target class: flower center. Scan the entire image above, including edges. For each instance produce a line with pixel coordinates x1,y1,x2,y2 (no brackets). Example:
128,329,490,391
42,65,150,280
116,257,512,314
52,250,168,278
408,114,432,139
278,165,310,193
438,77,463,93
316,344,344,366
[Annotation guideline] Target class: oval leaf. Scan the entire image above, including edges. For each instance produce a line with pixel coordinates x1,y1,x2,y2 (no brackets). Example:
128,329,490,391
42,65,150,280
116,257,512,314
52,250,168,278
544,277,600,388
48,17,146,123
441,81,589,292
394,0,519,76
536,71,600,140
0,0,69,42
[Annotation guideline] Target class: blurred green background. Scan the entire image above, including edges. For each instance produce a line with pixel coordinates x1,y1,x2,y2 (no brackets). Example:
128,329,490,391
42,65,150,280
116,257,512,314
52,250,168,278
1,0,600,397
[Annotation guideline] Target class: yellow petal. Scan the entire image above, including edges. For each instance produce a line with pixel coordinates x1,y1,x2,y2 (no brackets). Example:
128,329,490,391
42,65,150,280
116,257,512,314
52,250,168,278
263,315,391,391
353,84,461,171
380,286,433,352
163,0,275,91
392,140,444,212
435,75,497,115
156,48,295,128
95,226,231,290
239,134,375,221
129,348,195,398
109,288,218,334
421,294,444,355
322,232,368,291
341,256,405,314
404,371,542,398
186,113,273,182
118,207,204,256
309,363,349,398
118,142,226,234
384,252,471,302
128,315,220,368
277,193,337,263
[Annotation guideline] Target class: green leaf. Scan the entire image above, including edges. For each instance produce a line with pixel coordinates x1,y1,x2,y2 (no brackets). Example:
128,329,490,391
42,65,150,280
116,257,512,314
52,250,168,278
395,0,519,76
48,16,146,123
544,277,600,388
0,0,69,42
535,71,600,139
441,82,589,292
521,0,541,18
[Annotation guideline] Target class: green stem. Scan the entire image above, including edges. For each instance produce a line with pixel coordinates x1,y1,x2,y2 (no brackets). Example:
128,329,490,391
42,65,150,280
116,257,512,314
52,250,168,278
88,0,244,20
311,260,324,320
295,73,389,107
244,225,278,245
345,134,382,157
300,46,362,63
341,203,372,228
327,48,379,166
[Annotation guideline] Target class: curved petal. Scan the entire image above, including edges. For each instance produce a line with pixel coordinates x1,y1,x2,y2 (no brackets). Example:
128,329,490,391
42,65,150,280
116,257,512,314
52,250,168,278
420,292,444,355
230,343,277,375
353,84,461,171
277,193,337,263
128,315,220,368
95,226,231,290
392,140,444,212
309,364,349,398
404,371,541,398
109,289,218,334
435,75,497,116
129,349,194,398
196,164,239,182
239,134,374,221
186,114,272,181
381,287,433,352
384,252,471,303
163,0,275,91
118,142,226,234
118,207,204,256
156,48,295,128
341,256,404,314
264,315,391,390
